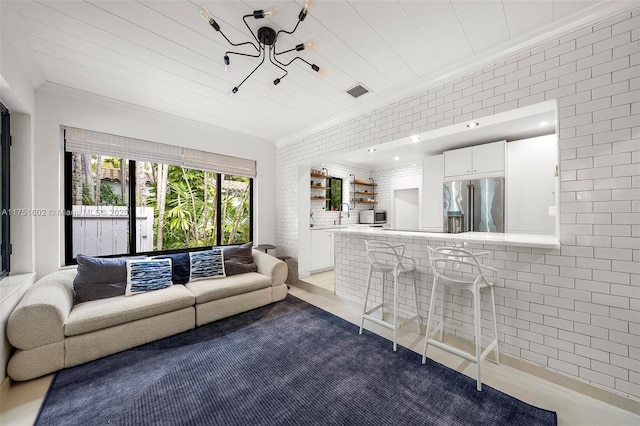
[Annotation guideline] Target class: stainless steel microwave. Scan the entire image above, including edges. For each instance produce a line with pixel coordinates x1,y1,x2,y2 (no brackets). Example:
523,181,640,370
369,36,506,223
359,210,387,224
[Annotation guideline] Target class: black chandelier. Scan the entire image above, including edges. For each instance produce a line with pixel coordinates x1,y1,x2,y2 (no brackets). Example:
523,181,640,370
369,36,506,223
199,1,321,95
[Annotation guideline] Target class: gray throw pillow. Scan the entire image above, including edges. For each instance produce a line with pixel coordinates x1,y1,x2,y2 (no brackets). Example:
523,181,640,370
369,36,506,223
223,242,258,276
73,254,146,303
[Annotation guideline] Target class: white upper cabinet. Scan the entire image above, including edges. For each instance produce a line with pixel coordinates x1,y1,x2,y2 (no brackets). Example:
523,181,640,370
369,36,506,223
444,140,506,178
444,147,472,177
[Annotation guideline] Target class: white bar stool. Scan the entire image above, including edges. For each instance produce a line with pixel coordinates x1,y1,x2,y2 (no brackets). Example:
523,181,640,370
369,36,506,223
422,246,500,391
359,240,421,352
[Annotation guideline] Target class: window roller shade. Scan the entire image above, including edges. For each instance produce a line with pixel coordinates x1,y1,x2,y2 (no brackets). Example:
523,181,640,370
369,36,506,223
64,127,256,178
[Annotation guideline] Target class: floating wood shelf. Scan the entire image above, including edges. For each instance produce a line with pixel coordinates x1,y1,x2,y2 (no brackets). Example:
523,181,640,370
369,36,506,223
357,200,376,204
310,173,328,178
311,196,327,200
353,181,376,187
311,185,329,190
354,191,375,195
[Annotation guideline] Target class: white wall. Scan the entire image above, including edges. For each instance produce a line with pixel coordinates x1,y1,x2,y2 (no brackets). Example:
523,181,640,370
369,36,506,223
507,134,558,234
0,21,37,387
34,84,277,276
393,188,419,229
277,10,640,400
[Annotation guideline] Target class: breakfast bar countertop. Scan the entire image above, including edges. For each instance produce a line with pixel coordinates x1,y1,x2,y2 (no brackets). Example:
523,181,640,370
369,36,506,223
331,227,560,249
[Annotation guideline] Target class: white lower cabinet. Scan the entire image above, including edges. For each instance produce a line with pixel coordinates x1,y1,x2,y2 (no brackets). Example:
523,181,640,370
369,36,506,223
310,229,334,272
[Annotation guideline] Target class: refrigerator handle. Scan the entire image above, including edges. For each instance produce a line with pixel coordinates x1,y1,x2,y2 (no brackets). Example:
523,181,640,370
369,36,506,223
468,184,475,232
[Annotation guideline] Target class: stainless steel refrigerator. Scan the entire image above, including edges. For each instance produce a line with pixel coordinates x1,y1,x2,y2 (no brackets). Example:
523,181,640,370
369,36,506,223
443,177,505,233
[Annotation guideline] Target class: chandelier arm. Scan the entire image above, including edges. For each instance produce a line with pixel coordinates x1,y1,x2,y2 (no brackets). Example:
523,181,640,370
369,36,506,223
275,19,302,41
226,50,262,59
218,30,260,52
235,48,266,90
268,46,288,75
276,55,312,68
242,14,262,47
273,46,298,56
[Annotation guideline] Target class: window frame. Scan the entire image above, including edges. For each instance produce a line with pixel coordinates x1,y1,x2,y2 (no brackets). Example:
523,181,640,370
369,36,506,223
0,103,10,278
325,177,343,212
64,152,254,265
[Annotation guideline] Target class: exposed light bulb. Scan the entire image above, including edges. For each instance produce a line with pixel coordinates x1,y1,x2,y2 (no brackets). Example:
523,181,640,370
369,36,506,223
273,78,281,86
295,40,316,52
231,87,238,96
304,0,312,12
199,7,211,22
263,6,278,18
299,0,312,21
224,55,230,72
311,64,320,72
200,6,220,31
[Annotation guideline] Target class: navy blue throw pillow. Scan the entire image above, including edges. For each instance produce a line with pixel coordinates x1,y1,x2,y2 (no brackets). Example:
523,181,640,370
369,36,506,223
73,254,146,303
153,253,190,284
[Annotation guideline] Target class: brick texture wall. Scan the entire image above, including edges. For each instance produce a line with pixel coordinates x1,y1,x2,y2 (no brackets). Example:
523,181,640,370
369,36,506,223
276,10,639,399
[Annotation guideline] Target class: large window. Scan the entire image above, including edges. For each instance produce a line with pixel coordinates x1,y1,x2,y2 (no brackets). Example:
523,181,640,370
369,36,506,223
0,103,10,277
64,128,254,264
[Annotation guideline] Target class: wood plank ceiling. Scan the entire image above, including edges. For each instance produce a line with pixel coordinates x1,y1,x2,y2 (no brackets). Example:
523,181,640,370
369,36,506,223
1,0,616,141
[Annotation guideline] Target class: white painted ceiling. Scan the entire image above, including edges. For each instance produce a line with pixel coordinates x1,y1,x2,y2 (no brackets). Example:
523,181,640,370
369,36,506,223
0,0,628,143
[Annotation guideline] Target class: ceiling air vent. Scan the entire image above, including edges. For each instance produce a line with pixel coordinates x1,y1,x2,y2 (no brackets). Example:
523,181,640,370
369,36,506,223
346,84,369,98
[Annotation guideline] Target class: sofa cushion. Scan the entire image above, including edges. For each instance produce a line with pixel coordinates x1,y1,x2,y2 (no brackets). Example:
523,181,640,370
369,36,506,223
73,255,146,303
186,272,271,304
153,252,190,284
189,248,226,281
65,285,195,337
125,258,173,296
223,242,258,276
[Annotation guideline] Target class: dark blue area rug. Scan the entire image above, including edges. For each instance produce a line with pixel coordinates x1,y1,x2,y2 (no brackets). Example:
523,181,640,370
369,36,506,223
36,295,557,425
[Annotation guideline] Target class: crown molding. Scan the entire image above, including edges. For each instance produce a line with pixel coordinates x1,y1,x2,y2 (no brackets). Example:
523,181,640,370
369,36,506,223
275,1,636,148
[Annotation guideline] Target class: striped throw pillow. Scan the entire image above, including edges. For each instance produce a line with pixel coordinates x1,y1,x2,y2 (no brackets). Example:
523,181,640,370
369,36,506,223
125,258,173,296
189,248,226,281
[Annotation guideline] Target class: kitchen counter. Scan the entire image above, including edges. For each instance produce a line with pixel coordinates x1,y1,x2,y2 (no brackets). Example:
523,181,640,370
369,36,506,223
332,227,560,249
309,224,386,230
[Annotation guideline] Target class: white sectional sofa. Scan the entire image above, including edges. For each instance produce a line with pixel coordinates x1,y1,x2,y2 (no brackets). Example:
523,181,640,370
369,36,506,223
6,249,287,381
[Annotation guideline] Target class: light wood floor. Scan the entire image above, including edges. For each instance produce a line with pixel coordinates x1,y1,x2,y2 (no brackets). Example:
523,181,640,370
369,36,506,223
1,280,639,426
300,270,335,293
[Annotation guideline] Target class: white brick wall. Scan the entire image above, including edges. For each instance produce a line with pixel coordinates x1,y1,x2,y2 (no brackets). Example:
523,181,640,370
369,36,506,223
309,162,370,227
276,10,640,399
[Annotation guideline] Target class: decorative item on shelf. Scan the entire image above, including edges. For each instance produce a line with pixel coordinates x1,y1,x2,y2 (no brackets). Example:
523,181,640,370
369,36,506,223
199,1,321,95
311,168,328,178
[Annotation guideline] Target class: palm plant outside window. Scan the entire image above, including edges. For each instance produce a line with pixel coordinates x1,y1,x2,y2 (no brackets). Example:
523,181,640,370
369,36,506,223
65,151,252,263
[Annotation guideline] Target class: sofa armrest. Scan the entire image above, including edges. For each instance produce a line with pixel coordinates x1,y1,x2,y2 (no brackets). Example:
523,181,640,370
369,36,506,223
252,249,287,286
7,270,76,350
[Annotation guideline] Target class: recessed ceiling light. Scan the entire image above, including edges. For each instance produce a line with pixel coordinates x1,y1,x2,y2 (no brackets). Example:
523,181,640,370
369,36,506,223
410,135,420,143
466,122,479,128
367,148,376,153
539,121,550,127
394,156,400,161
